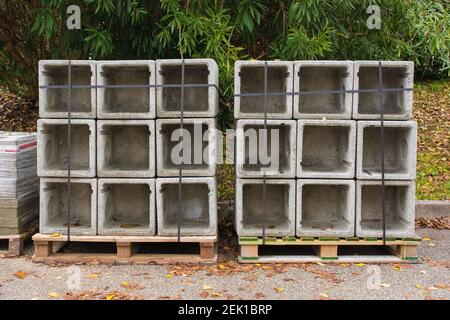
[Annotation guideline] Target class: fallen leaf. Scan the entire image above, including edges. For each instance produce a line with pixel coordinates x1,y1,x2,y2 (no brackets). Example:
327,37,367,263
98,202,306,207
380,283,391,288
48,292,58,299
86,273,99,279
105,294,115,300
255,292,265,299
355,263,366,267
50,233,62,238
316,262,325,266
419,270,427,275
165,274,173,279
320,293,329,299
427,286,439,291
203,285,212,290
422,237,431,241
415,284,422,289
274,287,284,293
14,271,27,279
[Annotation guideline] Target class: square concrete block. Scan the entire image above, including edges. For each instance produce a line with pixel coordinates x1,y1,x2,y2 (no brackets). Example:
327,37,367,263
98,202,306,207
236,120,296,178
297,120,356,179
156,177,217,236
356,180,415,238
156,118,216,177
234,61,294,119
39,60,96,118
40,178,97,235
156,59,218,118
296,179,355,237
294,61,353,119
235,178,295,237
357,120,417,180
97,60,156,119
37,119,96,177
97,120,155,177
353,61,414,120
98,179,155,235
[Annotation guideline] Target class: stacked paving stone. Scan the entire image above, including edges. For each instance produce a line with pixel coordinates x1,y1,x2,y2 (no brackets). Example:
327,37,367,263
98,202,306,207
0,131,38,235
38,59,217,236
235,60,416,239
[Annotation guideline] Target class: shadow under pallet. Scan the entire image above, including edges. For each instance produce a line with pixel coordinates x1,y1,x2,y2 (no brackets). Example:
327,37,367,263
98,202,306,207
32,233,217,265
239,236,422,263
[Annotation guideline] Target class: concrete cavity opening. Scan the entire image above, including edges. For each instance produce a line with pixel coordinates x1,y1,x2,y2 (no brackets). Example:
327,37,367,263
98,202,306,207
302,125,351,174
100,183,150,231
298,66,348,114
100,65,150,114
242,124,292,173
41,64,92,113
161,183,210,229
160,64,209,112
41,123,90,171
239,66,289,114
300,184,351,233
101,125,149,172
360,185,410,233
358,66,408,115
362,126,411,176
43,181,92,231
160,123,210,171
242,184,290,232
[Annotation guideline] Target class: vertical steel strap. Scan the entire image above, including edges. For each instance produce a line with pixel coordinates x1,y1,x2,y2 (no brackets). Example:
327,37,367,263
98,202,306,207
177,59,185,243
377,61,387,245
262,61,268,245
67,60,72,243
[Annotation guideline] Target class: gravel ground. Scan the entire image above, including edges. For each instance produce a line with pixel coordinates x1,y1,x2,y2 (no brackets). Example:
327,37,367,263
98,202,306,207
0,228,449,300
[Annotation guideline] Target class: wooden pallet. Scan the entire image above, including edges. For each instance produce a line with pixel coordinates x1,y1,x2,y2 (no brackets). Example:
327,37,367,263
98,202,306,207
0,224,38,256
239,236,422,263
32,233,217,265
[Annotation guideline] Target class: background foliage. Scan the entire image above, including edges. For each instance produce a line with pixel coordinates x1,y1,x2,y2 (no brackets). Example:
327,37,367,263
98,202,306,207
0,0,449,119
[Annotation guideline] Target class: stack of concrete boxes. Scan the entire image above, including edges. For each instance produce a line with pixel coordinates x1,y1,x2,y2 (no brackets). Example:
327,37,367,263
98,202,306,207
294,61,356,238
354,61,416,238
235,61,297,237
38,60,98,235
234,60,416,239
155,59,218,236
38,59,218,237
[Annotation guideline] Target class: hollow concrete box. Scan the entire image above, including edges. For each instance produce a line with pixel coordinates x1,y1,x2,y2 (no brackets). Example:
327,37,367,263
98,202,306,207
234,60,294,119
40,178,97,235
357,120,417,180
356,180,416,238
235,178,296,237
97,60,156,119
297,120,356,179
293,61,353,119
156,59,219,118
296,179,355,237
236,119,296,178
97,120,156,178
353,61,414,120
156,177,217,236
39,60,96,118
156,118,217,177
37,119,96,178
98,179,156,235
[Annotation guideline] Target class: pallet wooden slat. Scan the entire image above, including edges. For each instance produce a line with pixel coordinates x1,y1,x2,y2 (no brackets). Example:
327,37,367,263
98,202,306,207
32,233,218,265
0,225,38,256
239,236,422,263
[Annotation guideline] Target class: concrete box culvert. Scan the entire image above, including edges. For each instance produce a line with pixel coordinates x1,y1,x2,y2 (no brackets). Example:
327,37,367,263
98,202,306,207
40,178,97,235
156,59,218,118
236,119,296,178
353,61,414,120
296,179,355,237
97,120,156,178
356,180,415,238
293,61,353,119
297,120,356,179
39,60,96,118
357,120,417,180
37,119,96,178
98,179,156,235
234,61,294,119
156,119,216,177
235,178,295,237
97,61,156,119
156,177,217,236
